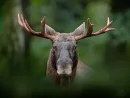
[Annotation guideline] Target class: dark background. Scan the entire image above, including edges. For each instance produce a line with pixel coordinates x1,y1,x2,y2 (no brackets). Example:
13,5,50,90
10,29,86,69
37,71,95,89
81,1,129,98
0,0,130,97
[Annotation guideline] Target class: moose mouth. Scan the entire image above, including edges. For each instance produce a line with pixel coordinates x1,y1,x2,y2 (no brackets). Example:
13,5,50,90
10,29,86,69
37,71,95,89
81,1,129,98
60,75,71,85
56,64,72,85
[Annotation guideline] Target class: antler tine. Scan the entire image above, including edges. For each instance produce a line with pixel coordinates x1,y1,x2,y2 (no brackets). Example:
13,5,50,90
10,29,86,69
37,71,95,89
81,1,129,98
86,18,94,36
18,14,23,27
91,17,115,36
18,13,57,40
40,16,56,40
75,17,115,41
75,18,93,40
18,13,42,37
18,13,28,31
107,17,110,25
20,14,31,32
41,16,46,35
104,17,115,32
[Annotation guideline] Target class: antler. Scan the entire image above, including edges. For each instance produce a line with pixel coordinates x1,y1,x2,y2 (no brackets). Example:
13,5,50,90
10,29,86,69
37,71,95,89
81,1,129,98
75,17,115,41
17,13,56,40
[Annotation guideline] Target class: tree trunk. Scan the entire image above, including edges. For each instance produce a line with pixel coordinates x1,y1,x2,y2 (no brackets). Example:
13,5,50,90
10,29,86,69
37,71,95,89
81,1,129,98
21,0,31,57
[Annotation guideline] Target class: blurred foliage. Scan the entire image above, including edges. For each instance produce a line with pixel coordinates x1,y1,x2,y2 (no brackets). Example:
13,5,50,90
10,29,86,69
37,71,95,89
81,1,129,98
0,0,130,97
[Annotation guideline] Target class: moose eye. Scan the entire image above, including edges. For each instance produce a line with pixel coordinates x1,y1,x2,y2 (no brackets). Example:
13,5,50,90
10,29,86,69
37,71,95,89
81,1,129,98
53,46,57,50
72,46,77,52
73,46,77,50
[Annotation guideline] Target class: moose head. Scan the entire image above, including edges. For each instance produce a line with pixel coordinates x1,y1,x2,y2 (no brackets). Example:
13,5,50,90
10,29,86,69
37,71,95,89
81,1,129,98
18,14,115,85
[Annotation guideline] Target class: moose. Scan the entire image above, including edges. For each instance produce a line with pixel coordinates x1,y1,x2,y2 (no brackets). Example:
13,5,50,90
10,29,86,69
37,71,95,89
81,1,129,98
17,14,115,85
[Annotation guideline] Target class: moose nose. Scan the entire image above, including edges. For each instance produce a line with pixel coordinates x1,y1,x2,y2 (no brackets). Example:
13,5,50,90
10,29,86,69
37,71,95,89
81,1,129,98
56,59,72,76
60,73,70,78
57,65,72,76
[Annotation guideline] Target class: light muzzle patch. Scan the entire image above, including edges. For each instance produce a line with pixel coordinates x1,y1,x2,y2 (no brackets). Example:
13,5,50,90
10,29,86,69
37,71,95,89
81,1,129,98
57,65,72,76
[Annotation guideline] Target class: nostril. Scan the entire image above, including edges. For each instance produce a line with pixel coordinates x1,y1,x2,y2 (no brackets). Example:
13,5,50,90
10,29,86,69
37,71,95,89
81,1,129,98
60,73,71,78
57,68,64,75
57,68,72,77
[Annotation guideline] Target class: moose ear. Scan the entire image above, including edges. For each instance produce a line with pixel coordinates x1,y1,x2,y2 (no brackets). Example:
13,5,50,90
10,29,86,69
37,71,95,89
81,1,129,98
45,24,57,35
72,22,85,36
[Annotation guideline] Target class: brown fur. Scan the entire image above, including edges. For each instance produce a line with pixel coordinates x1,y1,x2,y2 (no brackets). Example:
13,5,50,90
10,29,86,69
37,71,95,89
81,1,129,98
46,47,93,85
